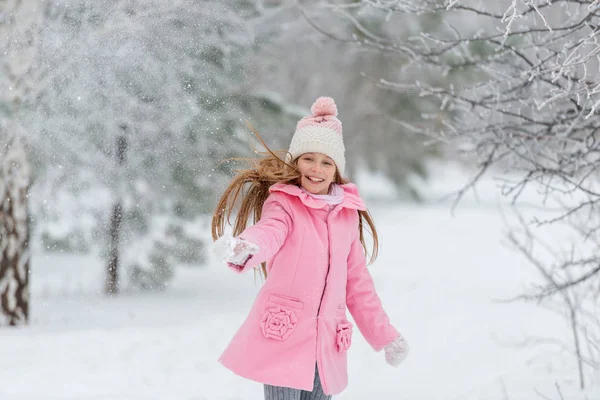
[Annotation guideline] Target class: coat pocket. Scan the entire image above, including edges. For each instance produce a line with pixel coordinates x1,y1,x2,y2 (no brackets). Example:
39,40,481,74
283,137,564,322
268,293,304,310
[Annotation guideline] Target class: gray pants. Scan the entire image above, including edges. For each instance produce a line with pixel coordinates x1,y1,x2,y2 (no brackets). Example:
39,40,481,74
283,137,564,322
264,365,332,400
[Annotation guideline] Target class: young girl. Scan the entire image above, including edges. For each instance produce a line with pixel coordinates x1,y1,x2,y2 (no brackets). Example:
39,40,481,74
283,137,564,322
212,97,409,399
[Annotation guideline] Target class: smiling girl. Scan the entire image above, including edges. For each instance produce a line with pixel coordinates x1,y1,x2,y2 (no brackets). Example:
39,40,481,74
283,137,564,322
212,97,409,400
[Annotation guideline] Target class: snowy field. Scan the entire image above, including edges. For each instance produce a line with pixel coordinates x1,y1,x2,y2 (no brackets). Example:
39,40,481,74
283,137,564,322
1,166,599,400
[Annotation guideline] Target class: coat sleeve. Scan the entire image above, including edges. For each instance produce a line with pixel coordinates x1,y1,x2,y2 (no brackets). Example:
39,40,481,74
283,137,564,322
236,194,292,271
346,234,399,351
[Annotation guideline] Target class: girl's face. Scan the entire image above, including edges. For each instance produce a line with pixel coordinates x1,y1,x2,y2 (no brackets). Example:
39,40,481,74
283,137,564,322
296,152,337,195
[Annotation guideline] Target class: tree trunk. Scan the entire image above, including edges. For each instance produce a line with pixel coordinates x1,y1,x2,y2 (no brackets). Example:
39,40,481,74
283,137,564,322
0,133,31,326
105,132,127,295
105,201,122,295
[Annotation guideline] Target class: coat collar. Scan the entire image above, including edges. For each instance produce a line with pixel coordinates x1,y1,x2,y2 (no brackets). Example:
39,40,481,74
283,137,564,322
269,183,366,211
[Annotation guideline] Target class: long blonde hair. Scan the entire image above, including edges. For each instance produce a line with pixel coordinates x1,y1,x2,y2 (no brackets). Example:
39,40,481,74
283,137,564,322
211,128,379,279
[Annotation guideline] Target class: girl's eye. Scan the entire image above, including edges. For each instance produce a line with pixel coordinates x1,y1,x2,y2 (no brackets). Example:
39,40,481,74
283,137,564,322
324,161,332,166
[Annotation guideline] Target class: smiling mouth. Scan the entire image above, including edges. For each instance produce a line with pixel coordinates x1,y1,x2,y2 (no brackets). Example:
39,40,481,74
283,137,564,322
306,176,324,183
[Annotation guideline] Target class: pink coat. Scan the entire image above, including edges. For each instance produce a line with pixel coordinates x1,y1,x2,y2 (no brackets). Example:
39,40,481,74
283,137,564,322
218,183,399,395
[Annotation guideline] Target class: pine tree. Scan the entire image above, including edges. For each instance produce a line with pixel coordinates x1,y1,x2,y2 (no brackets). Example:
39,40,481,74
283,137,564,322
20,0,303,291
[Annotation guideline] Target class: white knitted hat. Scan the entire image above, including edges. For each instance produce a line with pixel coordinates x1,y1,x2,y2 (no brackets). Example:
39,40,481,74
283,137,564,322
287,97,345,176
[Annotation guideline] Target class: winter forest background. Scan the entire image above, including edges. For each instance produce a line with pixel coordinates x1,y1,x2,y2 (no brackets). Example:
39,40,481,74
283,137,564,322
1,0,600,399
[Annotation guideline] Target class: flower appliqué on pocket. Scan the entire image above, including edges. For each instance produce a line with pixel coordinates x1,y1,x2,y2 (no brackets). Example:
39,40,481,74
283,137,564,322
260,306,297,341
336,321,353,353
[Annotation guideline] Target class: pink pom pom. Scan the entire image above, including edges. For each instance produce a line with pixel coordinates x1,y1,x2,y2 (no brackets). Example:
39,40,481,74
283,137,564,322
311,97,338,117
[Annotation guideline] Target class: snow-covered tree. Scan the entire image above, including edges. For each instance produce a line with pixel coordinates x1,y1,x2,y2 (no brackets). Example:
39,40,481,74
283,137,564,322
347,0,600,387
0,127,31,326
0,0,41,325
29,0,257,212
20,0,303,292
352,0,600,295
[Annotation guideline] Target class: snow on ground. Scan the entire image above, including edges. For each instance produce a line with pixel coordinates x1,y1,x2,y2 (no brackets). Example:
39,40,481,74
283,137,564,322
1,166,599,400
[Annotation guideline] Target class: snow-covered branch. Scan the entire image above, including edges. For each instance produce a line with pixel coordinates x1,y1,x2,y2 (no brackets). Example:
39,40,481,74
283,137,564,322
325,0,600,296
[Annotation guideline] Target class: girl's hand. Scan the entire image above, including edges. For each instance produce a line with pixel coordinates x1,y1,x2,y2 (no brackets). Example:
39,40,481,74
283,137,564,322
384,335,409,367
228,237,259,266
213,233,259,270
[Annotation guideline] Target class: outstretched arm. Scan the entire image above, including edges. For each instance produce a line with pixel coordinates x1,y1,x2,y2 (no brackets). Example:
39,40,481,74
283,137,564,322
216,194,292,273
346,235,400,351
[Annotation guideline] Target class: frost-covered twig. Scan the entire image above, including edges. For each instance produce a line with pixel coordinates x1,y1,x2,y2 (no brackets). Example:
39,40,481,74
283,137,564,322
320,0,600,297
